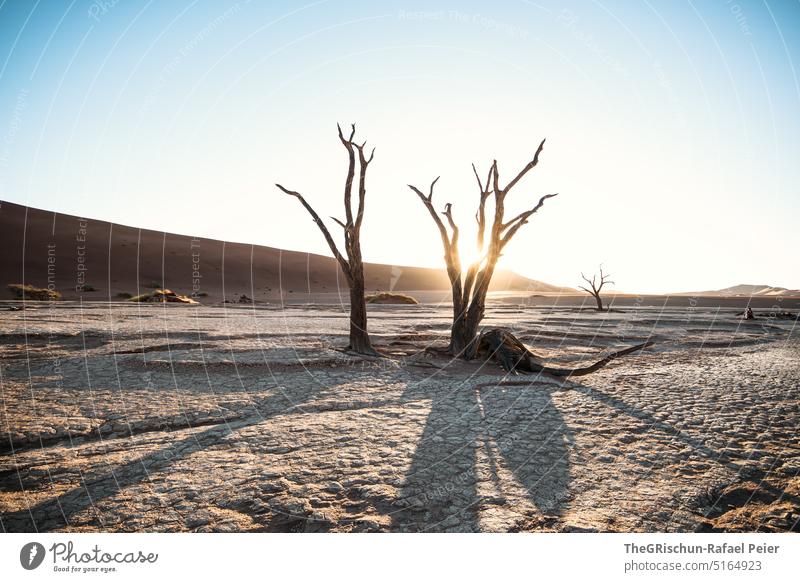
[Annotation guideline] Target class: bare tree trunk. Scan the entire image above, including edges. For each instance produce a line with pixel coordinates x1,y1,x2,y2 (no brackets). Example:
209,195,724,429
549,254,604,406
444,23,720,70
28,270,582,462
460,277,490,356
594,294,604,311
449,317,471,356
347,275,373,354
276,123,379,356
448,294,468,355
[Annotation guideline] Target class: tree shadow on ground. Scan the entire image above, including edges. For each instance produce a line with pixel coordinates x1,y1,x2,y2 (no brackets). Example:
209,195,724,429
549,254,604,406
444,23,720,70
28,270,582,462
387,376,573,532
567,381,800,510
0,380,329,533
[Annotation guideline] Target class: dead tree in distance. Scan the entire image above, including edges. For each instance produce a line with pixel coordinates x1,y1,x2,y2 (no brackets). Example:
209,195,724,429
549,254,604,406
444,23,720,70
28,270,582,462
409,139,557,358
579,265,614,311
276,123,378,356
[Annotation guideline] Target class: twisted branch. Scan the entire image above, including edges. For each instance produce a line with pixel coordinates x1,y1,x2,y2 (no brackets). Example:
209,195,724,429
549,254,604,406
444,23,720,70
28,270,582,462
275,184,351,282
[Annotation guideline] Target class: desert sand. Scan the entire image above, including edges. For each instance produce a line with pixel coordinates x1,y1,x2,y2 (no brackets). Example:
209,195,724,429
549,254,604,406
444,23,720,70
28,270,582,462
0,201,571,303
1,300,798,533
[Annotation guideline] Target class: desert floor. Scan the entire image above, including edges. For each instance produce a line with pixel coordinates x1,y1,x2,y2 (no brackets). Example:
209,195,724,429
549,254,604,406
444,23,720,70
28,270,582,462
1,300,798,532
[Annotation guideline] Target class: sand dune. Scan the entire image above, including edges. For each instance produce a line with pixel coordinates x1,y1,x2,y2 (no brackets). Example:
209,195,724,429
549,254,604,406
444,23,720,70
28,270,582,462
679,284,800,298
0,201,573,302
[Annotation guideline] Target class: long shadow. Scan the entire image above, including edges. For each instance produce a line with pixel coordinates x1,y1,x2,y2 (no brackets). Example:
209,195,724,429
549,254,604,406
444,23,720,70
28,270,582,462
19,355,771,533
566,380,800,507
389,384,483,531
389,372,796,533
388,380,571,532
0,382,327,532
478,384,573,519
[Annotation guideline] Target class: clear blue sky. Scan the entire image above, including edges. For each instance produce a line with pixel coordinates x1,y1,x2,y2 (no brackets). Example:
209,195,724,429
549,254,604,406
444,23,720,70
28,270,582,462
1,0,798,293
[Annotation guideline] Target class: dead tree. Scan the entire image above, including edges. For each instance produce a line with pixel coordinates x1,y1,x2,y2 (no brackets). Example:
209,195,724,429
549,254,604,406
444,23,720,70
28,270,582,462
579,266,614,311
276,123,378,356
475,328,653,377
409,139,557,358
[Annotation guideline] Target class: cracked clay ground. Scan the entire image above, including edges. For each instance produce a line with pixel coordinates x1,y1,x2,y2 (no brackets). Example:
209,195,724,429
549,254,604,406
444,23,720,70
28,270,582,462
1,302,798,532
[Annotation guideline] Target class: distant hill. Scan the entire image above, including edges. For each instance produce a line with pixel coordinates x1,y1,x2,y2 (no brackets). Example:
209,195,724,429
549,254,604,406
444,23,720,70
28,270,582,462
678,284,800,298
0,201,574,302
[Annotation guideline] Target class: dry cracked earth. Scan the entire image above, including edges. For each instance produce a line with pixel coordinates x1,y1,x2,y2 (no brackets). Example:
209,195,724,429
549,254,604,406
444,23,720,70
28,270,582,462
1,301,798,533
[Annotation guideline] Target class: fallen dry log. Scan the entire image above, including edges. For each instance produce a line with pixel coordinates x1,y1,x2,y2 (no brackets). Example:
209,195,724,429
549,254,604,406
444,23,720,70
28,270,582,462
475,328,653,377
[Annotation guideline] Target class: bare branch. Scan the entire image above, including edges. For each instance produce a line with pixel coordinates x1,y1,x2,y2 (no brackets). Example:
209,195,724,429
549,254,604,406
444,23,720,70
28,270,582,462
353,141,374,230
473,162,492,195
501,193,558,231
442,202,459,248
472,163,494,252
337,123,357,227
276,183,351,281
461,260,482,308
500,193,559,247
484,160,503,260
483,163,494,194
408,181,450,253
471,163,483,193
337,122,356,143
596,265,614,292
428,176,440,201
408,180,462,288
490,140,547,250
406,184,426,201
465,163,494,305
502,138,546,194
580,272,596,292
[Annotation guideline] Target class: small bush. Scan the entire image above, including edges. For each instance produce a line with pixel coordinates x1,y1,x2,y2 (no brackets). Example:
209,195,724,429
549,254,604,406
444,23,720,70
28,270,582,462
129,289,198,304
81,284,97,292
7,284,60,301
365,292,419,305
195,292,209,297
116,292,133,299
